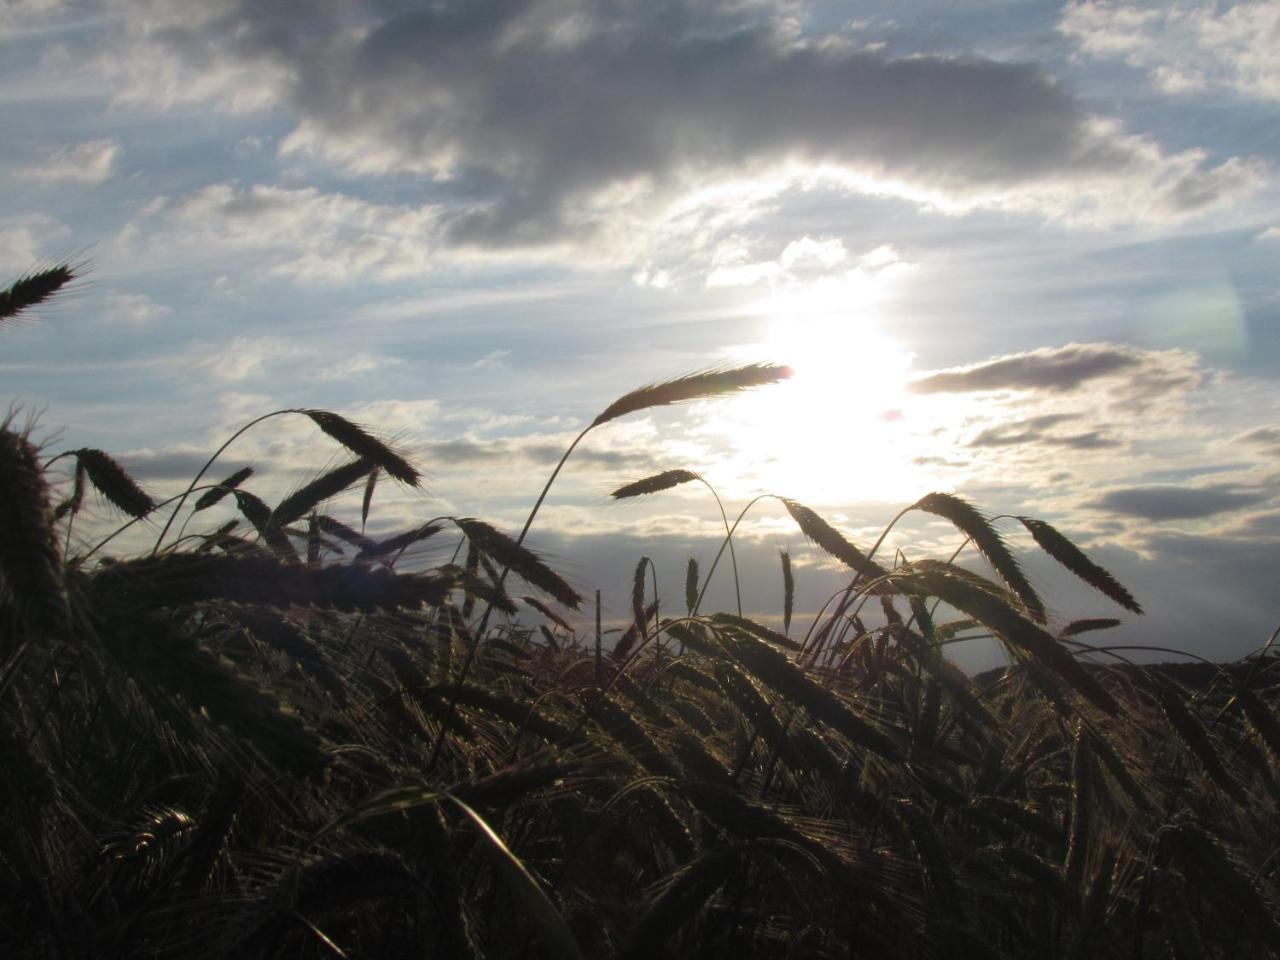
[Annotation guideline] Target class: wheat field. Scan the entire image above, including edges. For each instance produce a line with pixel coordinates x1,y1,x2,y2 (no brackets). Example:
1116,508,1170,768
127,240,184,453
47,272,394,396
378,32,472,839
2,265,1278,959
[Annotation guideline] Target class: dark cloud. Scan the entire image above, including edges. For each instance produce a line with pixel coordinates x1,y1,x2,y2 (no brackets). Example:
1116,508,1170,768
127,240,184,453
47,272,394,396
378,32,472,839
1236,426,1280,455
966,412,1121,451
912,343,1145,394
1087,483,1272,521
125,450,255,482
1049,431,1122,450
426,436,651,470
120,0,1248,247
968,412,1082,447
909,342,1201,399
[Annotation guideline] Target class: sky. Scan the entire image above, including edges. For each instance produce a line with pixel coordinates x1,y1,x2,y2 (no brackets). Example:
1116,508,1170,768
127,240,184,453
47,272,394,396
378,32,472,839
2,0,1278,669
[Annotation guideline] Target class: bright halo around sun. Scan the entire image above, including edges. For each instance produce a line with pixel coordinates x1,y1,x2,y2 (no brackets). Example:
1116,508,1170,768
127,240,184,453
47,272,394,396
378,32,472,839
711,256,936,505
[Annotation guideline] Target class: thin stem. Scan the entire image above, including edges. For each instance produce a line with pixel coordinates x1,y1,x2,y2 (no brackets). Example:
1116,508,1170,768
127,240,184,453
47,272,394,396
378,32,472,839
516,424,592,548
693,494,776,617
696,477,742,618
78,483,233,565
151,408,296,555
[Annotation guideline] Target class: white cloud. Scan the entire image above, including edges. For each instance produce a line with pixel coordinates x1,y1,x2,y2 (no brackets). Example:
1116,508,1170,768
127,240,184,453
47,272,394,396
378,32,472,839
145,183,442,281
1060,1,1280,102
103,290,170,325
16,138,119,183
81,0,1267,257
706,236,910,291
188,334,392,383
0,0,64,33
0,214,69,274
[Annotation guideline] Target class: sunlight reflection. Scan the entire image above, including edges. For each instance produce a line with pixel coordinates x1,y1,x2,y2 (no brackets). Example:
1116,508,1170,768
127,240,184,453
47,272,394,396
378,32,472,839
712,262,944,505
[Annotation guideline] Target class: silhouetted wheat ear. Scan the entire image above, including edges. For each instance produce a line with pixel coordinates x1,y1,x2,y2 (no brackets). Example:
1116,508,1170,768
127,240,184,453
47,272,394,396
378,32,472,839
193,466,253,511
452,760,582,808
611,469,700,499
914,493,1045,623
314,514,375,553
355,522,442,562
723,629,904,761
1152,867,1207,960
270,457,373,528
590,363,792,427
1151,680,1246,804
618,846,745,960
361,465,379,530
632,556,649,628
1060,617,1121,637
783,499,887,580
75,448,155,518
1161,824,1280,952
522,595,572,632
52,457,86,521
1019,517,1142,614
0,262,76,323
1063,724,1094,891
1236,684,1280,763
678,781,845,876
892,798,961,922
906,560,1119,715
89,552,463,612
455,517,582,609
1083,722,1152,813
0,425,68,630
612,600,659,661
231,489,296,560
303,410,420,486
780,549,794,634
712,612,802,651
685,557,698,614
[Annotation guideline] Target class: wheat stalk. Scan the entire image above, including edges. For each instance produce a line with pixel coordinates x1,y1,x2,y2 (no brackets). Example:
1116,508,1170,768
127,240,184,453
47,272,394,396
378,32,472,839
0,262,77,324
1019,517,1142,614
75,448,155,518
270,457,372,529
192,466,254,511
0,424,68,635
914,493,1045,622
611,469,700,499
455,518,581,610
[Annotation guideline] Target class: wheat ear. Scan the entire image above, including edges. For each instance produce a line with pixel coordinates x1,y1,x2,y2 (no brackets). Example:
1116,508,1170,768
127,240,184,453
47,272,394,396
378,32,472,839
0,424,68,633
0,262,77,323
611,469,700,499
914,492,1045,622
1020,517,1142,613
192,466,253,511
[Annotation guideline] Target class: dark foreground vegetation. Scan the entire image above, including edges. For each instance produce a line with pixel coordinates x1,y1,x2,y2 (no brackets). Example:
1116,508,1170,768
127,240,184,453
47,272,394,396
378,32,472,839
3,266,1279,958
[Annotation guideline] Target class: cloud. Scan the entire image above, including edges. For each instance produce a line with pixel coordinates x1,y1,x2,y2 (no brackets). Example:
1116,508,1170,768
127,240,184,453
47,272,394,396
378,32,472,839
1060,1,1280,102
16,139,119,183
103,290,170,325
144,183,440,280
0,214,70,274
189,334,390,383
967,414,1123,451
1086,482,1272,520
908,342,1200,396
1236,425,1280,456
92,0,1264,254
426,436,652,471
0,0,64,33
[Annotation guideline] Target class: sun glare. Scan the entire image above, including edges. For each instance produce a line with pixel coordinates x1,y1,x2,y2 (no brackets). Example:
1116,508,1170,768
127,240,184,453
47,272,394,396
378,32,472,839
714,265,937,504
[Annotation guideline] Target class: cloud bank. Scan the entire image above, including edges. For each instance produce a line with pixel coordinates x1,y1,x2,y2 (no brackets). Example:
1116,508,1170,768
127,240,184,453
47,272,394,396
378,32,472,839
89,0,1264,255
1060,1,1280,102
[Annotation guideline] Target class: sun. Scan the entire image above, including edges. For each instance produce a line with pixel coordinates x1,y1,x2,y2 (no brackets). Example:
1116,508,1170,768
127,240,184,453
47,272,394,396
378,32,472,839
709,264,936,505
